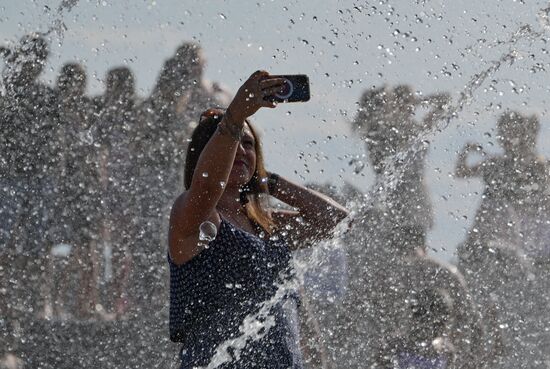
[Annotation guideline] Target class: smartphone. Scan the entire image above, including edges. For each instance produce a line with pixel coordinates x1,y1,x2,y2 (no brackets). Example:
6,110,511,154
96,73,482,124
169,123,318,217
267,74,310,103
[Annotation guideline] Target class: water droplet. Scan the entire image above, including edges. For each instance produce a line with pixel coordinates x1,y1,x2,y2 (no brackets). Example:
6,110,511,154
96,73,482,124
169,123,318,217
202,172,209,178
218,13,227,20
199,221,217,243
219,181,226,189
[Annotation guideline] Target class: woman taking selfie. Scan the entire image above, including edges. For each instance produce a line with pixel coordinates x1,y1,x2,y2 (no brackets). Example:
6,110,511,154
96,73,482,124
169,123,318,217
168,70,349,368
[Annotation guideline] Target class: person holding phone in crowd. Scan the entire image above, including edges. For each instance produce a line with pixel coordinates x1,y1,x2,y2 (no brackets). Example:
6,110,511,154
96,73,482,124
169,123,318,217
168,70,349,368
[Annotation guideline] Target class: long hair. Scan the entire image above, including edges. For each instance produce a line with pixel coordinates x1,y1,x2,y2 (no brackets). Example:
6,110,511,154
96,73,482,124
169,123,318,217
184,108,276,233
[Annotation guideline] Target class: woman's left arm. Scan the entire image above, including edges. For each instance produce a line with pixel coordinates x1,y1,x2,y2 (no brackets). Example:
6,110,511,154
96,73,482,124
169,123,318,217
267,173,350,249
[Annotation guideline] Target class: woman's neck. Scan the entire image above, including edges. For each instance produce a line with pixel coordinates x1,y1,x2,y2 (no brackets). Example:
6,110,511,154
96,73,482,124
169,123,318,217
217,186,246,216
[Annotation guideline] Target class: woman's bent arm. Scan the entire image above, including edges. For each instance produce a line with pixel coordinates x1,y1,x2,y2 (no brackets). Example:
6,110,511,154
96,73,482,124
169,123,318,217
269,174,350,247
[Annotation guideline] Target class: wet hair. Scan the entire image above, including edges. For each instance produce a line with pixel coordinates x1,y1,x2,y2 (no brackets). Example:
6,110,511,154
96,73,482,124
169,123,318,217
184,108,276,233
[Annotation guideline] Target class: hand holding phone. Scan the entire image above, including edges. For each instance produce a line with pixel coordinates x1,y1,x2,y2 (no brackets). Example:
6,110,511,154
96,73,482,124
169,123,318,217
265,74,310,103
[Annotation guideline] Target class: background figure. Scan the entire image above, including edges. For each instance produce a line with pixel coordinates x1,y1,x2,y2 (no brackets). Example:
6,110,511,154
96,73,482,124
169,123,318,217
49,62,100,320
0,33,57,345
357,85,450,251
372,255,487,369
455,111,550,368
133,57,190,318
172,42,231,128
131,45,230,319
138,57,190,220
93,67,138,318
336,85,451,367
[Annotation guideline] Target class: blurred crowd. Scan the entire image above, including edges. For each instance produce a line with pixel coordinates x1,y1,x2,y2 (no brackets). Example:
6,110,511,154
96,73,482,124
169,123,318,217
0,34,229,326
1,33,549,369
302,86,550,369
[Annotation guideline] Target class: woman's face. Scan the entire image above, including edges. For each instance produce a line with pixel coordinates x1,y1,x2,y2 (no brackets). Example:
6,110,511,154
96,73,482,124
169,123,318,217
228,123,257,187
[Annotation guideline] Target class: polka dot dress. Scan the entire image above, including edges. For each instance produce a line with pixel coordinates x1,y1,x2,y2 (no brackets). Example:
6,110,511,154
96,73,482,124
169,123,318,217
169,218,304,368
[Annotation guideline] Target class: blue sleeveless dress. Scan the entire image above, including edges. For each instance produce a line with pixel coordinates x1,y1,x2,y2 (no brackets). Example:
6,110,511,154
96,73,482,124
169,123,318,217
169,217,304,368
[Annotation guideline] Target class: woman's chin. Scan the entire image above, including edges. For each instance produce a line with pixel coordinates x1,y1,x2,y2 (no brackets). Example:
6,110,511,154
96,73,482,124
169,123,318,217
227,173,252,188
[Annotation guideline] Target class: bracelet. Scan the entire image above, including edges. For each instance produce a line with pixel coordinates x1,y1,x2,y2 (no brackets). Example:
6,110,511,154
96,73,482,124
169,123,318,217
217,108,244,141
267,172,280,194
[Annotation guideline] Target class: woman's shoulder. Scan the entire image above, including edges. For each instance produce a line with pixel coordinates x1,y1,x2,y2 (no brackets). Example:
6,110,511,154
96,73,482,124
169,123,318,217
169,191,224,265
172,190,189,209
169,191,191,225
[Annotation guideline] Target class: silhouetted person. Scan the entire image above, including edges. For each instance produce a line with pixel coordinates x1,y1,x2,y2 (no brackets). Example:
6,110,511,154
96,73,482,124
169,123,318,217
456,111,550,368
172,42,230,128
50,62,101,319
357,85,449,252
132,57,193,317
139,57,190,218
0,33,57,362
338,85,451,367
93,67,138,318
131,45,229,318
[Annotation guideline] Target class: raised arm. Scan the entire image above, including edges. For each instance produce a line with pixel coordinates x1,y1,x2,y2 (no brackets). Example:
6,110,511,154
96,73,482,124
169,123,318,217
455,143,485,179
268,174,350,248
169,71,285,264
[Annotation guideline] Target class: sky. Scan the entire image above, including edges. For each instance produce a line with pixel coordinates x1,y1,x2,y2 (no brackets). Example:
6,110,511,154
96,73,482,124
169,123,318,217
1,0,550,261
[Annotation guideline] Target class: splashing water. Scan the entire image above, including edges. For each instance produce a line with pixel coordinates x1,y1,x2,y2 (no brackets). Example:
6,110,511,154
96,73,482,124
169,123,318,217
187,12,550,356
202,268,301,369
41,0,82,42
200,5,550,366
372,10,550,201
200,223,350,368
79,129,94,145
199,221,217,243
2,1,550,367
57,0,80,13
